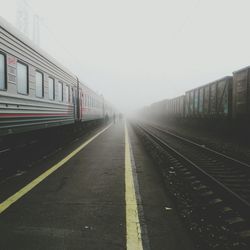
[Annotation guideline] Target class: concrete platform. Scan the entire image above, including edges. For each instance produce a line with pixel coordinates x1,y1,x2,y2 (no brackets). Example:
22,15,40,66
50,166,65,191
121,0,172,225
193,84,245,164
0,122,194,250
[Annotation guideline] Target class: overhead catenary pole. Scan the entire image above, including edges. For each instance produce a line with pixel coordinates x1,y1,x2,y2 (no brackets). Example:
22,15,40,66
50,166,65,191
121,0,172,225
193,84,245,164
16,0,41,46
16,0,29,37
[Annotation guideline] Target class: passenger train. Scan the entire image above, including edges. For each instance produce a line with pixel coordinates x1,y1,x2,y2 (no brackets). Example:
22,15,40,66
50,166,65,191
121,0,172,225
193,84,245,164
0,17,113,138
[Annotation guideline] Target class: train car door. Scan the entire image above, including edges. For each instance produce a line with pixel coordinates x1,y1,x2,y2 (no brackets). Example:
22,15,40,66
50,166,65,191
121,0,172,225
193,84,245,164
71,86,78,121
79,88,83,121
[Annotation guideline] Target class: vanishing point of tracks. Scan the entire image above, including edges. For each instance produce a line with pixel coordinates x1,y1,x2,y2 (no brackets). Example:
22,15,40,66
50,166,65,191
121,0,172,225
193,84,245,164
135,122,250,222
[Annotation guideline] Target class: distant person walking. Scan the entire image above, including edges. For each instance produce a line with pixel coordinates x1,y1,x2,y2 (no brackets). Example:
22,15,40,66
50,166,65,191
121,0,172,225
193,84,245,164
113,113,116,124
105,114,109,124
119,113,123,122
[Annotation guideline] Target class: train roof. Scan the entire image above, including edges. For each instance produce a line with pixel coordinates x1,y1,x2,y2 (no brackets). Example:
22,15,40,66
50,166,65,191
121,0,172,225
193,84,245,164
186,76,232,93
0,16,76,80
151,94,185,106
150,98,168,107
0,16,104,99
233,65,250,74
170,95,185,100
78,80,103,99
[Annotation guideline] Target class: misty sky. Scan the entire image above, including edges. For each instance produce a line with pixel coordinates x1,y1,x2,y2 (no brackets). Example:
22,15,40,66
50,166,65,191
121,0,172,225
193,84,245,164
1,0,250,113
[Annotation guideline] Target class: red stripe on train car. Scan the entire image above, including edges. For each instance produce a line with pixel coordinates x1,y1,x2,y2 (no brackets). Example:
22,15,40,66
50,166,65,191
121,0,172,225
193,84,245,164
0,113,69,118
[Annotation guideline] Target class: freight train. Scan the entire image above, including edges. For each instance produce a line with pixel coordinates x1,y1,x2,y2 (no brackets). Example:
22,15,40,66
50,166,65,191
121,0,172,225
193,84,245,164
0,17,114,138
146,67,250,121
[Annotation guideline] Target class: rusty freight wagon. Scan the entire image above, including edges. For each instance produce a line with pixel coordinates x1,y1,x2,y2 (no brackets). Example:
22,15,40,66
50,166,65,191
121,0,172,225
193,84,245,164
166,95,185,118
232,66,250,119
148,99,169,121
185,76,232,118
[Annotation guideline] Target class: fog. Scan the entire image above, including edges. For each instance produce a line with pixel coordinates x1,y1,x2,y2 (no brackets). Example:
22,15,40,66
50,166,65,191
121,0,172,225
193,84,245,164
1,0,250,113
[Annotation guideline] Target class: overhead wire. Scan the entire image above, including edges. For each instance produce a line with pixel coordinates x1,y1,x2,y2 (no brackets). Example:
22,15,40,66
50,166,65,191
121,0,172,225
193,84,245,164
20,0,89,82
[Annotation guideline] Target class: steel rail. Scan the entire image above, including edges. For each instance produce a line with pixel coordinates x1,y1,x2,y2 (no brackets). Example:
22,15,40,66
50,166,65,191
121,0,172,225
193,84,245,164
135,123,250,222
147,123,250,170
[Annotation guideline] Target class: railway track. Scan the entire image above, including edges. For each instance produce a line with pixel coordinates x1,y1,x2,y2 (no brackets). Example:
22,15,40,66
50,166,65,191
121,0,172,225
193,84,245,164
135,122,250,224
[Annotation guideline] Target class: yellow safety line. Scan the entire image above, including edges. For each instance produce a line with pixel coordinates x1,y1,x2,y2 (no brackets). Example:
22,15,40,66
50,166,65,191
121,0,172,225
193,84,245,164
0,124,112,214
125,123,144,250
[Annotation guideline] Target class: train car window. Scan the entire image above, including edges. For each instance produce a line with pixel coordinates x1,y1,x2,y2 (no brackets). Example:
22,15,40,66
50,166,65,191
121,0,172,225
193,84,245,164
48,77,55,100
17,62,28,94
65,85,70,103
0,53,6,90
57,82,63,101
35,71,44,98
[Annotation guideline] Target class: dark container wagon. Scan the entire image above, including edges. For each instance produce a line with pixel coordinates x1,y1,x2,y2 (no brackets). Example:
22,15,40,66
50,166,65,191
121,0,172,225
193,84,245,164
150,99,168,120
185,76,232,119
169,95,185,118
232,66,250,120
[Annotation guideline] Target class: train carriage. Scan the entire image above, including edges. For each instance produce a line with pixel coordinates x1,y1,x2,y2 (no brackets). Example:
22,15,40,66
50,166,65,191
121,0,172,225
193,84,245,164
185,76,232,118
78,82,104,122
216,77,232,116
149,99,168,120
0,16,110,138
167,95,185,118
232,66,250,119
0,17,78,136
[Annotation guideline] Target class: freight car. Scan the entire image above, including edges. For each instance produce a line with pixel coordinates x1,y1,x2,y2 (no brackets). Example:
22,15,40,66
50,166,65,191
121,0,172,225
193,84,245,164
232,66,250,119
147,76,233,121
0,17,113,137
151,99,168,119
185,76,232,119
147,96,185,121
166,95,185,118
145,64,250,123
